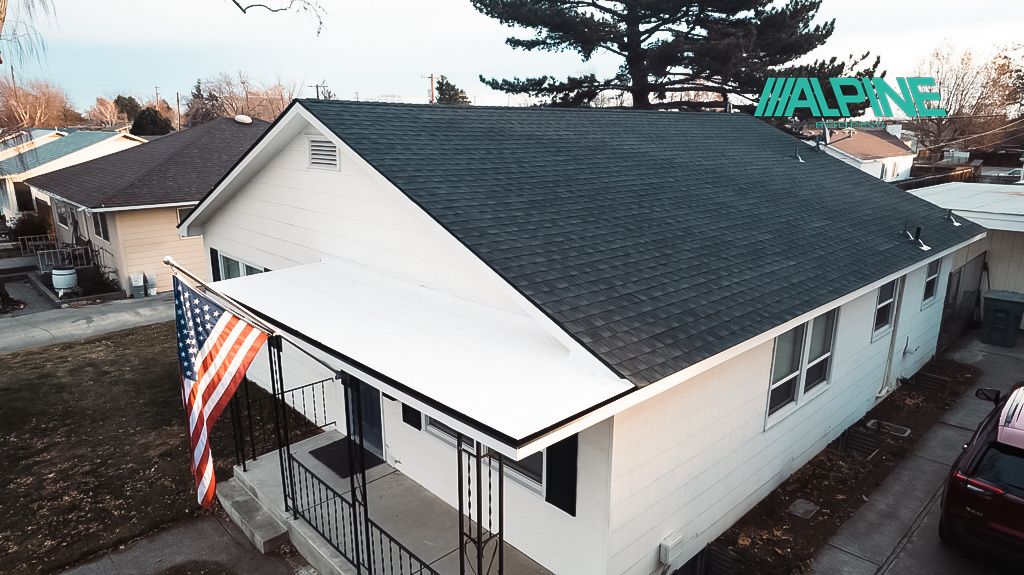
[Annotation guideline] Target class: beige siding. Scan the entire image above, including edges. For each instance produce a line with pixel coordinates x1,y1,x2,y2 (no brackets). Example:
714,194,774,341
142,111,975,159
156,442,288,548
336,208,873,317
986,229,1024,293
113,208,205,293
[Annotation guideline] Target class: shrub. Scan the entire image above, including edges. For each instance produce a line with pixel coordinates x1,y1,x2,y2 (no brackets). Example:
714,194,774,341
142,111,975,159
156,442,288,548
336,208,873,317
11,212,50,240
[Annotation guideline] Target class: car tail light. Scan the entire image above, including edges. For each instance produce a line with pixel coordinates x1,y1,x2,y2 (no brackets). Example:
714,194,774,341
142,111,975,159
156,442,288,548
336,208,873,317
956,471,1005,495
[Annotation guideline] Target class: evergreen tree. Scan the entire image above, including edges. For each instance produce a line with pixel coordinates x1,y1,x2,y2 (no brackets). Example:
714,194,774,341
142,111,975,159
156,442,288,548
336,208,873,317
184,80,221,126
113,95,141,122
472,0,880,110
129,107,172,136
436,76,470,105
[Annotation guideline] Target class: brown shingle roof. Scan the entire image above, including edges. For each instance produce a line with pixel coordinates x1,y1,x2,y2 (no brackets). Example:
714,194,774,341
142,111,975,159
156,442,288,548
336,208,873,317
822,128,914,161
26,117,268,209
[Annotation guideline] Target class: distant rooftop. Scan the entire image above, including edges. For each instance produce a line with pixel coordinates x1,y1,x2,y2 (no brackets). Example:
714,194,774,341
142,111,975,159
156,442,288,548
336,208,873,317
911,182,1024,231
0,131,124,177
808,128,915,161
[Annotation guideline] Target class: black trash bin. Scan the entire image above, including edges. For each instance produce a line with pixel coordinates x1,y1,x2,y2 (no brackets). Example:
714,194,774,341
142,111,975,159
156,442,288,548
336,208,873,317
981,290,1024,348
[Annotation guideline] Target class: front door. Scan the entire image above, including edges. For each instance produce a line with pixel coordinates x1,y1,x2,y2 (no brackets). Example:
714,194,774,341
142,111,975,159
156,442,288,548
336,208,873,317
357,379,384,458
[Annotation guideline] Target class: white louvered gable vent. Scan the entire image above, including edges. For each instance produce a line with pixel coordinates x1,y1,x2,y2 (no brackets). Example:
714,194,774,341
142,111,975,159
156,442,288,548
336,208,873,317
308,139,339,169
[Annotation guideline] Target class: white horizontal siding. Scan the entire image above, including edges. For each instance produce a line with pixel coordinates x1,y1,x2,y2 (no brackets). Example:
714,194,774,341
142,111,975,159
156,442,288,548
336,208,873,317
606,259,947,575
201,128,523,314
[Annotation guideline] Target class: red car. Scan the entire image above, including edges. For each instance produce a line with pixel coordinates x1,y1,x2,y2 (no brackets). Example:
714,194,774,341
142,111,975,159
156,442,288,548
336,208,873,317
940,382,1024,560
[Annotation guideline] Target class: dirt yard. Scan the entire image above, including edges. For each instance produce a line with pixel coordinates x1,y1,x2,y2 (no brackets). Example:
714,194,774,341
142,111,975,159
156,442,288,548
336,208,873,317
0,323,245,575
710,357,981,575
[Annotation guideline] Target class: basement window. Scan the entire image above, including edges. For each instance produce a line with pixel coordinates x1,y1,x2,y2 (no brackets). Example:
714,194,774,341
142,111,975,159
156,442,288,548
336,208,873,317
308,138,339,170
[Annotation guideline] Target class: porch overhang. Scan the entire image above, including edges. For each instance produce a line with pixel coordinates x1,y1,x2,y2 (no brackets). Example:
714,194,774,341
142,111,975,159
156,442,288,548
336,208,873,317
213,259,635,459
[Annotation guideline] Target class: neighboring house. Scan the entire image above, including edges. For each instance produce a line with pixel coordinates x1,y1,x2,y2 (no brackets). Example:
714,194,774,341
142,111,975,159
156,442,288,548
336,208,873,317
179,101,984,575
807,125,915,182
911,182,1024,328
0,128,65,162
0,130,145,223
25,117,269,295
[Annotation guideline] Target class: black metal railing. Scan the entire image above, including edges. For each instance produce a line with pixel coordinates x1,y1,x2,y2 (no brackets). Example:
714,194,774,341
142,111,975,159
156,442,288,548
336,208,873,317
289,454,441,575
229,377,333,471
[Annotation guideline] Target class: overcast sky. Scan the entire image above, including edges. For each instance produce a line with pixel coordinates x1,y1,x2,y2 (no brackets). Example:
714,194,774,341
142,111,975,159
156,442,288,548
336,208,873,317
12,0,1024,112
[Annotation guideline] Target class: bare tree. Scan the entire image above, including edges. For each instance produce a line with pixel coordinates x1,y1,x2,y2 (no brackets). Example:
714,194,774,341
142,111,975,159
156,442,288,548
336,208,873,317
87,96,121,126
0,76,76,128
190,72,297,123
908,42,1022,151
229,0,325,35
0,0,52,63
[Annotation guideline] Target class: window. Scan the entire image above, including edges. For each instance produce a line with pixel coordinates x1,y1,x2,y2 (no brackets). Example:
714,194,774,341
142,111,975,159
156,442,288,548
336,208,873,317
923,260,940,303
874,279,899,332
92,212,109,242
308,138,339,170
56,202,70,228
177,207,192,224
425,415,545,487
880,163,889,180
768,309,838,417
219,253,264,280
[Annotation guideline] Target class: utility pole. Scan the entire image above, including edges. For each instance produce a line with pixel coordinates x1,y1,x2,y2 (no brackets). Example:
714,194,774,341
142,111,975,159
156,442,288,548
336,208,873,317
176,92,181,132
354,92,359,101
308,83,322,99
421,74,436,104
155,86,160,105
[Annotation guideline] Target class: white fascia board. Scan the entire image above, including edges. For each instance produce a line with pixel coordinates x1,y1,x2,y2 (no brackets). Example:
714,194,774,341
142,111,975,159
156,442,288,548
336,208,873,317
179,106,309,237
510,231,988,457
29,185,88,211
295,106,621,380
91,201,198,213
954,210,1024,232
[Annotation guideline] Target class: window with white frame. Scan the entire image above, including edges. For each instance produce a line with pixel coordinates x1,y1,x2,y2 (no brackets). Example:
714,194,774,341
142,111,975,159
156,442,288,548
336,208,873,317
923,261,940,302
874,279,899,332
92,212,109,242
56,201,70,228
425,415,545,487
768,309,838,417
219,253,264,280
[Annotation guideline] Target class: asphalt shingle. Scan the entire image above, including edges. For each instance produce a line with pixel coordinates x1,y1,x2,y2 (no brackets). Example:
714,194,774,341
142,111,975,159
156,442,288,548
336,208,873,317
298,100,982,386
26,117,269,209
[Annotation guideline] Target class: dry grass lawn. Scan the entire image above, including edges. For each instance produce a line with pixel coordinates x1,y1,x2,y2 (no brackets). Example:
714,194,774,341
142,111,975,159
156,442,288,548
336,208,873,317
0,322,237,575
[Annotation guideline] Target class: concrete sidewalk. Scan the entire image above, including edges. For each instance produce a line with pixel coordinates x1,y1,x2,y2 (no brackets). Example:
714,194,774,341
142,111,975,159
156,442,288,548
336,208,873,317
0,292,174,354
809,333,1024,575
60,517,314,575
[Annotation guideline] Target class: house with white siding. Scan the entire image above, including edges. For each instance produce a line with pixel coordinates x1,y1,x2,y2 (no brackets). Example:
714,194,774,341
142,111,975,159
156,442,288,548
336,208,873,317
0,130,144,224
178,101,985,575
806,125,915,182
911,182,1024,328
25,117,268,295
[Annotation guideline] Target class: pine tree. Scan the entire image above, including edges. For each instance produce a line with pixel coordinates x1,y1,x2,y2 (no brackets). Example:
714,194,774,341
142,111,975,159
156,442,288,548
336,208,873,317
113,95,142,122
130,107,172,136
436,76,470,105
472,0,880,110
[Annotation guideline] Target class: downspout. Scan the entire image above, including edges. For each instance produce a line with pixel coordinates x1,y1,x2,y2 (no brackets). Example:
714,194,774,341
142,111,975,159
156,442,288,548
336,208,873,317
877,277,908,399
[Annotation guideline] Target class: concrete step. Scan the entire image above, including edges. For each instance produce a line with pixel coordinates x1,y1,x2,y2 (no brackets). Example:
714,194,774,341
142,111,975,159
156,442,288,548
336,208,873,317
217,478,290,554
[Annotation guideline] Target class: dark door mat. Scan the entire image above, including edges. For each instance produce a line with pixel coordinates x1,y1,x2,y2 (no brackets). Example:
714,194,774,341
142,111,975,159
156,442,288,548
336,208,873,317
308,438,385,479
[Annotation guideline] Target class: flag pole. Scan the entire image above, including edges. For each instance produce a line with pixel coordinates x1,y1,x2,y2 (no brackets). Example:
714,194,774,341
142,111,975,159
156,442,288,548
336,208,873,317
163,256,341,376
164,256,278,336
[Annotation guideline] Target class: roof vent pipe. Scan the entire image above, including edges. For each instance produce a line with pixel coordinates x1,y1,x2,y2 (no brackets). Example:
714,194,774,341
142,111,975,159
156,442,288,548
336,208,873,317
915,227,931,251
794,144,804,163
945,209,961,226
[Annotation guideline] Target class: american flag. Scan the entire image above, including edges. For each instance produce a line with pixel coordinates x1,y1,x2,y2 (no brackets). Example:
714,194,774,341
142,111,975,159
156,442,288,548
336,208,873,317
174,275,267,507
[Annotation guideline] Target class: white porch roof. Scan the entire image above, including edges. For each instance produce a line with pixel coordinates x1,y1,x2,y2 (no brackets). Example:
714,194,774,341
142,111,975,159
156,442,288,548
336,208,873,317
215,259,634,456
911,182,1024,232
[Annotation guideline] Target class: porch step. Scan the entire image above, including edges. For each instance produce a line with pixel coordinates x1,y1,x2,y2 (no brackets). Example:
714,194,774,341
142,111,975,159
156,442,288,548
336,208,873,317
217,479,290,554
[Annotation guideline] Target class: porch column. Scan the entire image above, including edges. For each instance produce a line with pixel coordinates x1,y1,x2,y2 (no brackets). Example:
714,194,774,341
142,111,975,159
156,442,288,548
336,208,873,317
457,434,504,575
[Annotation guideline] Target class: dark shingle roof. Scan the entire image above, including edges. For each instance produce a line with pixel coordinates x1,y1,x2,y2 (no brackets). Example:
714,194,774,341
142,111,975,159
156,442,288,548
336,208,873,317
27,117,269,209
0,131,122,176
298,100,983,386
